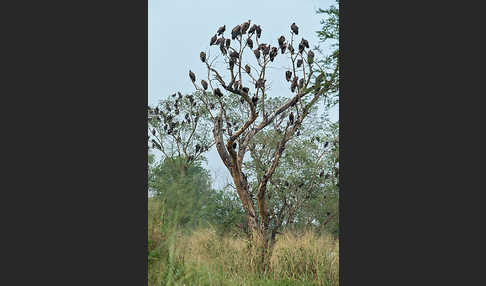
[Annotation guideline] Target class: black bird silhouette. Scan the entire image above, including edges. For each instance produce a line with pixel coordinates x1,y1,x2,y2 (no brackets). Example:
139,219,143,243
245,64,251,74
225,38,231,49
252,95,258,104
255,25,262,38
248,24,257,34
189,70,196,82
246,38,253,49
280,45,286,54
298,43,305,53
216,37,224,45
229,57,235,69
229,50,239,59
255,78,266,89
291,23,299,34
201,80,208,90
241,20,250,34
278,35,286,47
214,88,223,97
171,93,176,97
285,70,292,81
152,129,156,136
200,51,206,63
289,112,294,124
219,44,227,55
297,59,303,68
232,142,237,149
287,43,294,54
307,50,315,64
269,47,278,61
263,45,270,56
324,141,329,148
291,77,298,92
178,92,182,99
231,25,241,39
299,78,304,89
301,38,309,49
210,34,217,45
242,86,249,94
253,48,261,59
217,25,226,36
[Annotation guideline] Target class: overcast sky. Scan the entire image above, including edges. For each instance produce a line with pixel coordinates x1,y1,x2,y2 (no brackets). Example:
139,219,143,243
149,0,338,189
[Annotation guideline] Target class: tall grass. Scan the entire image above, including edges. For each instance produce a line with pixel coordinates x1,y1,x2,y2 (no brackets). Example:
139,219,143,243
148,198,339,286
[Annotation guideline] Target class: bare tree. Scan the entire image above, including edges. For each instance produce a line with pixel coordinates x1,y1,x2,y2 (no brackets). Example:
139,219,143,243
188,20,339,264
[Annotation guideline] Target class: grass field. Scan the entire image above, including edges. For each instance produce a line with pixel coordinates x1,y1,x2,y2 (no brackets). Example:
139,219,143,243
148,199,339,286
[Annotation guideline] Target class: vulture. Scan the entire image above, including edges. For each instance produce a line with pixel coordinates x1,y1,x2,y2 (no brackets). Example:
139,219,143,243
269,47,278,61
216,37,224,45
152,129,156,136
299,78,304,89
278,35,286,47
171,93,176,97
244,64,251,74
200,51,206,63
280,45,286,54
189,70,196,82
201,80,208,90
324,141,329,148
298,43,305,54
229,57,235,69
217,25,226,36
285,70,292,81
307,50,315,64
253,48,261,59
210,34,217,45
225,38,231,49
289,112,294,125
291,22,299,34
241,86,249,94
214,88,223,97
291,77,298,92
231,25,241,39
297,59,303,68
241,20,250,34
232,142,237,149
255,78,266,89
248,24,257,34
301,38,309,49
255,25,262,38
246,38,253,49
252,95,258,104
287,43,294,54
178,92,182,99
219,44,227,55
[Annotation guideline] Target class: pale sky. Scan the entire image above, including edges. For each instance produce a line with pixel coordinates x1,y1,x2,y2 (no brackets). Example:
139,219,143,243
149,0,338,189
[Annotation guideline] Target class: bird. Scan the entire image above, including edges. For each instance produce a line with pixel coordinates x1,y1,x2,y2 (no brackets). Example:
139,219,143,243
229,57,235,69
229,50,239,59
263,45,271,56
216,37,224,45
225,38,231,49
171,93,176,97
291,23,299,34
232,142,237,149
252,95,258,104
255,78,265,89
200,51,206,63
285,70,292,81
231,25,241,39
210,34,217,45
217,25,226,36
178,92,182,99
287,43,294,54
201,80,208,90
278,35,286,47
298,43,305,54
307,50,315,64
253,49,261,59
219,44,227,55
152,129,156,136
301,38,309,49
299,78,304,89
246,38,253,49
248,24,257,34
214,88,223,97
324,141,329,148
297,59,303,68
189,70,196,82
291,76,298,92
245,64,251,74
269,47,278,61
241,20,250,34
280,45,286,54
255,25,262,38
289,112,294,124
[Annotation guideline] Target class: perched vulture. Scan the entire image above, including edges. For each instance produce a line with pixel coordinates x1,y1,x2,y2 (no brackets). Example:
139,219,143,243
297,59,303,68
225,38,231,49
299,78,304,89
285,70,292,81
278,35,286,47
287,43,294,54
229,57,235,69
269,47,278,61
253,48,261,59
307,50,315,64
219,44,227,55
298,43,305,53
255,25,262,38
245,64,251,74
214,88,223,97
216,37,224,45
291,22,299,34
171,93,176,97
301,38,309,49
232,142,237,149
255,78,266,89
201,80,208,90
189,70,196,82
289,112,294,125
210,34,217,45
263,45,271,56
251,95,258,104
280,45,286,54
291,77,298,92
246,38,253,49
258,43,266,50
231,25,241,39
217,25,226,36
178,92,182,99
241,20,250,34
200,51,206,63
248,24,257,34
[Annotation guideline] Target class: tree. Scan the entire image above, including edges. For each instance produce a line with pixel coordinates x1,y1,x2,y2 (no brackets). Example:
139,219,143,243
187,15,339,265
